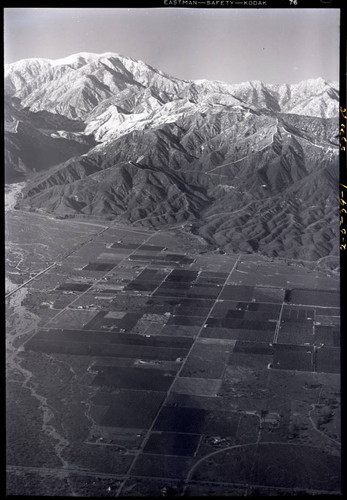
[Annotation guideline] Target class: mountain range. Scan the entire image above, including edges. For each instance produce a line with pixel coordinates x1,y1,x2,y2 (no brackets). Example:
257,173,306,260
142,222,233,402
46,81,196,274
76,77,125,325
4,52,340,261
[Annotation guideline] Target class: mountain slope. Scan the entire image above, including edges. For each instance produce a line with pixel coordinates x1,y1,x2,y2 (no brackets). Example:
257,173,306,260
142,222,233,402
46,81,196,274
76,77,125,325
5,52,340,261
4,97,97,182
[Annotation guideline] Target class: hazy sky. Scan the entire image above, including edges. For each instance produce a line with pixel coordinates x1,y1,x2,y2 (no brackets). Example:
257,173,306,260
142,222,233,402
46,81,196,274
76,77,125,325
4,7,340,84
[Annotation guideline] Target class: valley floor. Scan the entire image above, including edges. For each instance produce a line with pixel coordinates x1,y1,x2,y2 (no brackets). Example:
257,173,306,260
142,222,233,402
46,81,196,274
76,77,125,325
5,204,340,496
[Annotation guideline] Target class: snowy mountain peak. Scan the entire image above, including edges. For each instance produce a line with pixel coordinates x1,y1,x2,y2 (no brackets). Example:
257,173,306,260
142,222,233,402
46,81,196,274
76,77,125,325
5,52,339,123
4,51,340,264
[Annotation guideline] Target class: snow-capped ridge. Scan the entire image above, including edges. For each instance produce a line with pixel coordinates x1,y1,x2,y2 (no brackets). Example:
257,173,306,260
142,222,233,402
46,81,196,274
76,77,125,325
5,51,339,125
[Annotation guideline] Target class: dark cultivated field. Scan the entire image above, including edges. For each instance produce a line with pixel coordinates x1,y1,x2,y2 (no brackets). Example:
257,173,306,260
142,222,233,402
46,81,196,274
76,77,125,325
6,218,340,497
